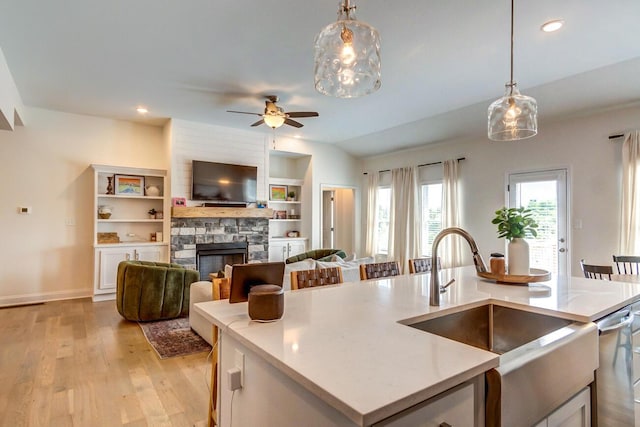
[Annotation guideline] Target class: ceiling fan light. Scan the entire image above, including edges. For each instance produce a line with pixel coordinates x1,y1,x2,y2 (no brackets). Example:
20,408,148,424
488,83,538,141
314,0,381,98
263,114,286,129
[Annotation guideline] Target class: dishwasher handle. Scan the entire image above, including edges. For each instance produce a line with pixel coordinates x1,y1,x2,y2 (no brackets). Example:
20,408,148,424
597,310,634,335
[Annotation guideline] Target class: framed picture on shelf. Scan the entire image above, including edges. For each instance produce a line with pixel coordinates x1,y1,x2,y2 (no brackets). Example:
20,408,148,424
172,197,186,207
274,210,287,219
114,175,144,196
270,184,287,201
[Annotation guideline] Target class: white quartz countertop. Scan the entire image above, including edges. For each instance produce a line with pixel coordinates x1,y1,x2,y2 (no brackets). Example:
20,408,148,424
195,266,640,425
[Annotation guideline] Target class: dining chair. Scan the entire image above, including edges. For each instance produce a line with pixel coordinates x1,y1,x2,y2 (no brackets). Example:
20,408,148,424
612,255,640,275
291,267,343,290
408,257,441,274
359,261,401,280
580,259,613,280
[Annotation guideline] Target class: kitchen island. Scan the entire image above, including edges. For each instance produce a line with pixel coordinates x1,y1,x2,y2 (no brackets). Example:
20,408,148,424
195,266,640,426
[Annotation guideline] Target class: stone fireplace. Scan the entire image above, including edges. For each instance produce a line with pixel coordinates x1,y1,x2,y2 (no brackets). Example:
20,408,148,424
170,207,272,279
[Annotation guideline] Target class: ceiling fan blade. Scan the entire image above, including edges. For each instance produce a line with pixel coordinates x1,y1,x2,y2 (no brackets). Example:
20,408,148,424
286,112,319,118
227,110,263,116
250,119,265,127
284,118,304,128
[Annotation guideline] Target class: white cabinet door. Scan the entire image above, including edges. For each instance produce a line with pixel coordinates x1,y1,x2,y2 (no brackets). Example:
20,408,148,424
287,241,306,258
269,241,287,262
135,245,167,262
547,387,590,427
95,245,168,294
97,247,133,291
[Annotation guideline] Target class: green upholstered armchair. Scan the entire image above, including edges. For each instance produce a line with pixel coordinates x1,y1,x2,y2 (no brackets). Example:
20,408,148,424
285,249,347,264
116,261,200,322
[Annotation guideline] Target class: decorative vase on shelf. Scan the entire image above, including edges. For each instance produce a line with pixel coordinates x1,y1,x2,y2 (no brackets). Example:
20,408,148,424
145,185,160,197
106,176,114,195
508,238,530,275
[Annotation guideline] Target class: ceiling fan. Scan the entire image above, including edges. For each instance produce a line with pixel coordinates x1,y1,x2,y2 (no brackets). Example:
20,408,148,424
227,96,319,129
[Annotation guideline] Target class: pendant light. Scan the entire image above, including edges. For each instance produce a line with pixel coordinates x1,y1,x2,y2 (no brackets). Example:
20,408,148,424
488,0,538,141
314,0,381,98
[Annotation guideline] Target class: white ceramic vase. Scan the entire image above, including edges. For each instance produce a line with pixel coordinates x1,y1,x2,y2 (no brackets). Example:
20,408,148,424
508,238,530,275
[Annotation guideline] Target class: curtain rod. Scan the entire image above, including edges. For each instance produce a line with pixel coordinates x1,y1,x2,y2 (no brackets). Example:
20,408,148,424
609,133,624,140
363,157,466,175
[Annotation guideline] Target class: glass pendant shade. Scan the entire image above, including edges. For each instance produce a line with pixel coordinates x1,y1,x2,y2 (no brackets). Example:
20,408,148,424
314,1,381,98
263,114,286,129
488,82,537,141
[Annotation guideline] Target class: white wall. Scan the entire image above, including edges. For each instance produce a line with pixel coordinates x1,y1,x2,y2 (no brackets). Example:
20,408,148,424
361,105,640,276
272,137,362,250
0,108,165,305
169,119,268,202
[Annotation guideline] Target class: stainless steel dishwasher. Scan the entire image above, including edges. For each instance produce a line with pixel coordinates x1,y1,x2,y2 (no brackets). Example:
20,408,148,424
595,304,637,426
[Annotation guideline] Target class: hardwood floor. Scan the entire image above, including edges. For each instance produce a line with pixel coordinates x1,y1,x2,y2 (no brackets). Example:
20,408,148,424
0,298,210,427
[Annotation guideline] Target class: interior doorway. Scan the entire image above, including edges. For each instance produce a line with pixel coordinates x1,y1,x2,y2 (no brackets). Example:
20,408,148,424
321,186,356,254
508,168,569,276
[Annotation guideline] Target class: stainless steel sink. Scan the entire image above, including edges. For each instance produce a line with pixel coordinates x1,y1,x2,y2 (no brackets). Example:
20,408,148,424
406,303,598,427
408,303,573,354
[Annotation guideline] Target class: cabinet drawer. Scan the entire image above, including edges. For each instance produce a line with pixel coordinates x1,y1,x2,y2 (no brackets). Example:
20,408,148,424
374,381,476,426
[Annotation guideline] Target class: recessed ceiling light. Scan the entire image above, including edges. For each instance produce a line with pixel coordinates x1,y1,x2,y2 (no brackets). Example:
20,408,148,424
541,19,564,33
136,106,148,114
294,134,302,139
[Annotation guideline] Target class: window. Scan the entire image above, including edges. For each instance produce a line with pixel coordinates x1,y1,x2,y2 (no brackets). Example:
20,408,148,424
376,187,391,254
421,182,443,256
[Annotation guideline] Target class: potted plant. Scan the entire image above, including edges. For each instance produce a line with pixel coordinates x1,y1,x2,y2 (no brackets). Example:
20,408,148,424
491,207,538,275
148,208,157,219
287,191,296,201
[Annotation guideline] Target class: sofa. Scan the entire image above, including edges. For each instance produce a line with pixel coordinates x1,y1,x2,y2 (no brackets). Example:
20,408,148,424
285,248,347,264
116,260,199,322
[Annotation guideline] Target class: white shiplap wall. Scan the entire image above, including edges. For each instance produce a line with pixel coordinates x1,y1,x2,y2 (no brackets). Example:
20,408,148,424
169,119,269,204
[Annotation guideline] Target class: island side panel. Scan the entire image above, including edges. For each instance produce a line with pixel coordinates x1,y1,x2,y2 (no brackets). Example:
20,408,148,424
218,332,360,427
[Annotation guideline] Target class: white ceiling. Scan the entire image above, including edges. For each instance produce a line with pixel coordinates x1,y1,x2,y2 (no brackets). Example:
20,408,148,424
1,0,639,157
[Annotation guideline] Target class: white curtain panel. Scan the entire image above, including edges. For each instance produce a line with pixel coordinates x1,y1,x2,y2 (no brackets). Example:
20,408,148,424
442,159,463,267
365,172,379,256
620,130,640,254
388,167,420,273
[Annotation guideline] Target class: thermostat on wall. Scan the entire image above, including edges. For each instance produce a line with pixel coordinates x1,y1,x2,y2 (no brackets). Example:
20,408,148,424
18,206,32,214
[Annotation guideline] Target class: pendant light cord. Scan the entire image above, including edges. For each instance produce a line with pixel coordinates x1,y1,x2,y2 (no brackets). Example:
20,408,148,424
509,0,515,93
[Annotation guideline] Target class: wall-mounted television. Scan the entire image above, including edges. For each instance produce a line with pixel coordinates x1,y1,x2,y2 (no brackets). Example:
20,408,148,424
192,160,257,204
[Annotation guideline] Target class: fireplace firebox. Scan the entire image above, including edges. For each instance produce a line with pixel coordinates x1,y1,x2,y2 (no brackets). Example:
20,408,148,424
196,242,248,281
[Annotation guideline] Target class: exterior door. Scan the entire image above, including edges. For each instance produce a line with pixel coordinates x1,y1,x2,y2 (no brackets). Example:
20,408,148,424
508,169,569,276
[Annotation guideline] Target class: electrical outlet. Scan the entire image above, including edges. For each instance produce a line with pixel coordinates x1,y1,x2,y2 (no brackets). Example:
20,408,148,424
227,367,242,391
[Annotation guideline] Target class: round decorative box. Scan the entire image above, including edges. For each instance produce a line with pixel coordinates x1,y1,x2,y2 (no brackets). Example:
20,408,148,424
248,284,284,321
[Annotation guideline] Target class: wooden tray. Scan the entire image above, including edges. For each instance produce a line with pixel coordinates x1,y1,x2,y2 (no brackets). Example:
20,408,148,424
477,268,551,285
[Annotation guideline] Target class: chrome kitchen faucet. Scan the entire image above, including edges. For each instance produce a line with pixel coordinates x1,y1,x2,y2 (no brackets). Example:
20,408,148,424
430,227,488,306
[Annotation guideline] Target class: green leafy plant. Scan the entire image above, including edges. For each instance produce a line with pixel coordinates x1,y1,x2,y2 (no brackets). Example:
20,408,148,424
491,207,539,240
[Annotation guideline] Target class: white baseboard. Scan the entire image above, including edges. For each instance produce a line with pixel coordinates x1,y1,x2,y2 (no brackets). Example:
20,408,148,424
0,289,92,308
92,293,116,302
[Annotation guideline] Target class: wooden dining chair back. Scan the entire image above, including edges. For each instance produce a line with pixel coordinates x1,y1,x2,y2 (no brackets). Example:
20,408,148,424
291,267,344,290
612,255,640,275
408,257,441,274
359,261,401,280
580,259,613,280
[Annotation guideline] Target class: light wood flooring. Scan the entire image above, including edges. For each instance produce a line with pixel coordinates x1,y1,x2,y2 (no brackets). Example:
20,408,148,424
0,298,210,427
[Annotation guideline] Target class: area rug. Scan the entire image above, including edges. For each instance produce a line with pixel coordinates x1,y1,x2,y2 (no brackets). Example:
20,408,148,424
139,317,211,359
